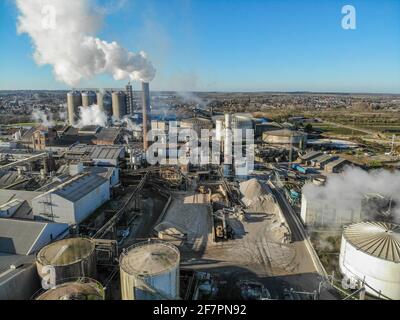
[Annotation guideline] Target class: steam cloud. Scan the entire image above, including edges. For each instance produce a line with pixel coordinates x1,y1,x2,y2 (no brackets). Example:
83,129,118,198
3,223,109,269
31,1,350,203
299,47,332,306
32,109,55,127
74,105,108,128
15,0,156,86
303,167,400,223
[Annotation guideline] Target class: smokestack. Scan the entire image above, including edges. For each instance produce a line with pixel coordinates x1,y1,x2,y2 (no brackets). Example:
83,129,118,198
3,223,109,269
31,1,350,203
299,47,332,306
142,82,150,151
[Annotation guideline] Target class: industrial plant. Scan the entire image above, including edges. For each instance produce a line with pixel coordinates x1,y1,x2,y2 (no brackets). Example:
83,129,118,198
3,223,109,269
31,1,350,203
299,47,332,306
0,0,400,305
0,79,399,302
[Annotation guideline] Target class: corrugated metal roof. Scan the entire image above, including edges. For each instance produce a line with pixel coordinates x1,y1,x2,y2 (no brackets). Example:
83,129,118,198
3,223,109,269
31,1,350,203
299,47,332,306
68,145,124,160
300,151,322,161
343,222,400,263
41,173,107,203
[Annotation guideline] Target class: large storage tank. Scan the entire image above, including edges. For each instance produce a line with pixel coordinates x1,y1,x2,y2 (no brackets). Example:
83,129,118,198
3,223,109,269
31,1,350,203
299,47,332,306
339,222,400,299
67,91,82,125
81,91,96,107
97,91,112,116
262,129,307,146
36,237,97,285
35,278,104,300
119,240,180,300
112,91,127,120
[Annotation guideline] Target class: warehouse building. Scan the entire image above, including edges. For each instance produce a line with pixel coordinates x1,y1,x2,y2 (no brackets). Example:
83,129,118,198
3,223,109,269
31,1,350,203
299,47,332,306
65,145,125,167
299,151,323,165
0,219,68,255
324,158,351,173
32,173,110,225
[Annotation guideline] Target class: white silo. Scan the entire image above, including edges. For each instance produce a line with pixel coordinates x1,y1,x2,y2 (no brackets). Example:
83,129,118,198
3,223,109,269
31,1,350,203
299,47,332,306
119,240,180,300
81,91,96,107
67,91,82,125
215,119,223,142
339,221,400,299
112,91,127,120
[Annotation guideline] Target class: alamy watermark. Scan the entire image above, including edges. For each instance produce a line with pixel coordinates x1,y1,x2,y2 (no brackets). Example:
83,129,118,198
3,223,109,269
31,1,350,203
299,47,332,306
342,5,356,30
145,123,255,176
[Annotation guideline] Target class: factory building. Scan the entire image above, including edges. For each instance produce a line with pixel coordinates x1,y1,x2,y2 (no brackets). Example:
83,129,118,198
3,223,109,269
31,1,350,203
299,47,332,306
310,154,338,169
324,158,351,173
299,151,323,165
0,219,68,255
262,129,307,148
339,222,400,299
0,254,39,300
67,91,82,125
65,145,125,167
20,126,58,151
112,91,127,121
32,172,110,225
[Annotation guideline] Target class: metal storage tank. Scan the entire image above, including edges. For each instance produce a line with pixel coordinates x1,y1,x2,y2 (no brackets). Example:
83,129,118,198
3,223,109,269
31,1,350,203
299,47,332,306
97,91,112,116
36,237,97,285
339,222,400,299
262,129,307,146
119,240,180,300
35,278,104,300
67,91,82,125
112,91,127,120
81,91,96,107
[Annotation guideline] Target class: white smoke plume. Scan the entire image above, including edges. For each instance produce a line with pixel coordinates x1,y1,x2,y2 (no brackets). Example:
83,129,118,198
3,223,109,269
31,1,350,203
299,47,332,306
176,91,210,109
120,116,142,132
74,105,108,128
15,0,156,86
303,167,400,224
32,109,55,127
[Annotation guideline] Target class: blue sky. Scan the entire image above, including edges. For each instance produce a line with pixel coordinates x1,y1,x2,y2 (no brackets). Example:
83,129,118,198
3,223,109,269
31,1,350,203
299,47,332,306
1,0,399,93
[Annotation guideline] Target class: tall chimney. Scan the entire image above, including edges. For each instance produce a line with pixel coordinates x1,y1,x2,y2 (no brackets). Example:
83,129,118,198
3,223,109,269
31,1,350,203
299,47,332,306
142,82,150,151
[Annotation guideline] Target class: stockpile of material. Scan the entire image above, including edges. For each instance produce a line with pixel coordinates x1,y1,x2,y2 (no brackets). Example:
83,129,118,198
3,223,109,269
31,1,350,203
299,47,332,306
239,179,276,213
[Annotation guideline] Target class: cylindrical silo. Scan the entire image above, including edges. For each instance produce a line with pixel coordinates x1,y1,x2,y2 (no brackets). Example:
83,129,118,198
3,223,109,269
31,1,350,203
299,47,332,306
112,91,127,120
81,91,96,107
339,222,400,300
35,278,104,300
97,91,112,116
119,240,180,300
36,237,97,285
215,119,223,142
67,91,82,125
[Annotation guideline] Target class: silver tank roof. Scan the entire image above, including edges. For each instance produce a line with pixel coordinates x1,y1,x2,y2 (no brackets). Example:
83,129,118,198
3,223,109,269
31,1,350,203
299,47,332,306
343,222,400,263
120,240,180,276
